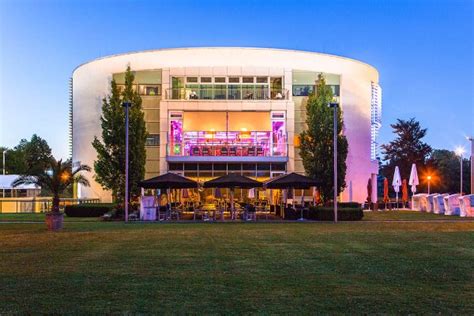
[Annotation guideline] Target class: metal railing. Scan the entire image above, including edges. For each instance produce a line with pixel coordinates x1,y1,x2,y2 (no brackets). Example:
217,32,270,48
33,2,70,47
165,87,288,101
0,198,101,213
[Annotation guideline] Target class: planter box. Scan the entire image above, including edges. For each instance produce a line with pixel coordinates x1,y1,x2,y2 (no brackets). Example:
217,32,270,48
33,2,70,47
45,213,64,231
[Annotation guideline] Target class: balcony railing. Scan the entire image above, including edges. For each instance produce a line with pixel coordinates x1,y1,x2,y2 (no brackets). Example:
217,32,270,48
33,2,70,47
165,87,288,101
167,142,288,158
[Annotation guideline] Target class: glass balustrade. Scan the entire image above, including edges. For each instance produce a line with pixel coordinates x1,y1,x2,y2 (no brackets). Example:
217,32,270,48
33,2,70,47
165,87,288,100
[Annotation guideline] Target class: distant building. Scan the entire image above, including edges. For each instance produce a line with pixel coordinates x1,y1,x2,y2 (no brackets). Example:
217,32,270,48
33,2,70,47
72,47,382,202
0,175,41,198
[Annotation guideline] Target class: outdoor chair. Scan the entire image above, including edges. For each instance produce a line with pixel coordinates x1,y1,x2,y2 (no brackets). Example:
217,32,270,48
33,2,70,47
248,146,256,156
192,146,200,156
229,147,237,156
257,147,264,156
157,206,168,221
202,147,210,156
220,147,228,156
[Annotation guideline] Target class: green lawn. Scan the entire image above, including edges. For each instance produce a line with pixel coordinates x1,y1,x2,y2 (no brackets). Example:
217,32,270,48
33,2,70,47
1,217,473,314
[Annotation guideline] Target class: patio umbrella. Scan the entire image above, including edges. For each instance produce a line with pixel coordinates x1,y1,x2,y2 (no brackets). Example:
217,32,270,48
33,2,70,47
264,172,321,189
402,179,409,207
204,173,262,220
409,163,419,194
408,163,419,209
383,177,389,206
367,178,372,205
265,173,320,221
139,173,198,215
392,166,402,209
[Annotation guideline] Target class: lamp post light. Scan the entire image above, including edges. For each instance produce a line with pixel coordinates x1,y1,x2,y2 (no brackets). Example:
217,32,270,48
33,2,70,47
328,102,339,223
122,101,132,222
468,137,473,195
427,175,432,194
455,146,465,196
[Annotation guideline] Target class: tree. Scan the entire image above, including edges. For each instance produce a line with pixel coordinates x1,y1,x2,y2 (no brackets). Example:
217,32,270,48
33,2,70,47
12,158,90,212
426,149,471,194
92,66,147,202
380,118,432,183
299,73,348,201
1,134,52,175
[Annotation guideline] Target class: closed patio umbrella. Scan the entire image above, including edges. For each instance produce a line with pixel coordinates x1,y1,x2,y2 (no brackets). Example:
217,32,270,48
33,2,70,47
402,179,409,208
383,178,389,207
392,166,402,209
248,188,255,199
409,163,419,209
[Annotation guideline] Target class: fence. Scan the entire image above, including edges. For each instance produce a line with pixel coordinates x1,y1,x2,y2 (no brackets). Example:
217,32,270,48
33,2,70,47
0,198,101,213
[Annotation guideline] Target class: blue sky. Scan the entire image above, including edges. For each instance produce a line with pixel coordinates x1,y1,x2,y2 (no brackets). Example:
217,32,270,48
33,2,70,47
0,0,472,159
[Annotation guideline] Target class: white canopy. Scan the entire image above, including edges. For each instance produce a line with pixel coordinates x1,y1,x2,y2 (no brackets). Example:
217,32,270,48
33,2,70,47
0,175,40,190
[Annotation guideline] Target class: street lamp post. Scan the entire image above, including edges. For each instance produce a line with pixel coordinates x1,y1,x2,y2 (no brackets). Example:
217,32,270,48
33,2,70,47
2,150,6,198
122,101,132,222
427,175,431,194
328,102,339,223
455,146,465,196
468,137,473,195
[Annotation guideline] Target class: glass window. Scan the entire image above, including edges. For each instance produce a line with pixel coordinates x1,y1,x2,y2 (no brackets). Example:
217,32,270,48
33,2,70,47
256,77,268,83
271,163,286,171
201,77,212,83
242,85,255,99
145,134,160,146
169,163,183,171
228,163,241,171
214,77,226,83
214,85,226,100
292,85,314,96
186,77,198,83
200,84,213,99
139,85,161,96
228,77,240,83
228,85,241,100
330,85,340,96
243,77,254,83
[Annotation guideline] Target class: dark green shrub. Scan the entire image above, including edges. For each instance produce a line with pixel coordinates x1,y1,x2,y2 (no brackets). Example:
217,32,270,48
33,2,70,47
324,202,361,208
308,206,364,221
65,203,116,217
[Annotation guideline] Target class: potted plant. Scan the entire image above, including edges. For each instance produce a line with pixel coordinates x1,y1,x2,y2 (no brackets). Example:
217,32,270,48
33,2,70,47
13,158,91,231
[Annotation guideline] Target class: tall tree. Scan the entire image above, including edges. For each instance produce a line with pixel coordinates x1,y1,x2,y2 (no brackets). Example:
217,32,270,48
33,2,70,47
1,134,52,175
426,149,471,194
299,74,348,201
92,66,147,202
381,118,432,182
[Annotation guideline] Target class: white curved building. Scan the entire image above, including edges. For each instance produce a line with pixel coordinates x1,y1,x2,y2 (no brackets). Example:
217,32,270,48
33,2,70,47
72,47,382,203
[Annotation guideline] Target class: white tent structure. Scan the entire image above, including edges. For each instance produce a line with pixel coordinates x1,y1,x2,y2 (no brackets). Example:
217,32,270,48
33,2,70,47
426,194,438,213
0,175,41,197
459,194,474,217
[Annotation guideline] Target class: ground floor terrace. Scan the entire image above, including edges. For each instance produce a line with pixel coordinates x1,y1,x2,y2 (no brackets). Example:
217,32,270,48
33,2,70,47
0,212,473,314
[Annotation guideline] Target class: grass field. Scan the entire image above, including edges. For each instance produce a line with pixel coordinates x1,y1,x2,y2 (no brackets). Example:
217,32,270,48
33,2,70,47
1,213,473,314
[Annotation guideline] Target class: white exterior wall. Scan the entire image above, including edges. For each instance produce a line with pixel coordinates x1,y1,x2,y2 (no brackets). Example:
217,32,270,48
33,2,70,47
73,47,379,203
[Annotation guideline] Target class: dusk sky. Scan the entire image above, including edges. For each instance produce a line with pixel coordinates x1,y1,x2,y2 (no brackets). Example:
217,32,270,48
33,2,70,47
0,0,472,159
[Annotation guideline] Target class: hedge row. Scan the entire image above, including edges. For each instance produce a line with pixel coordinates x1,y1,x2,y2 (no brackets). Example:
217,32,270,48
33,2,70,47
284,206,363,221
64,203,116,217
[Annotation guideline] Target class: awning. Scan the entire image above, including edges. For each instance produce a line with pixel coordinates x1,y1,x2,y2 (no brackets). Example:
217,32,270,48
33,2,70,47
183,112,226,132
228,112,270,131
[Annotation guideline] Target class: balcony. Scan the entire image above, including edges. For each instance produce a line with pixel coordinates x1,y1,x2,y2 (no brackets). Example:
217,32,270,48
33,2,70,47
165,87,288,101
167,141,288,163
